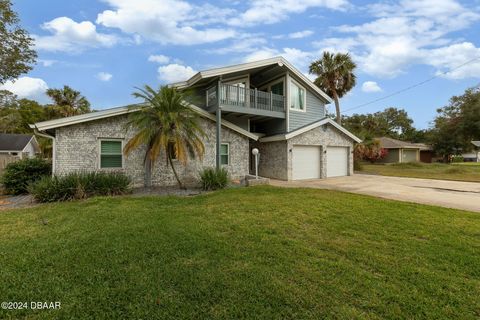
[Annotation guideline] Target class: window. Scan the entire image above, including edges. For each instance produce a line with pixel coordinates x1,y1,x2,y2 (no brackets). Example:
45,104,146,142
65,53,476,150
100,140,123,168
220,143,229,165
270,81,284,96
290,80,305,111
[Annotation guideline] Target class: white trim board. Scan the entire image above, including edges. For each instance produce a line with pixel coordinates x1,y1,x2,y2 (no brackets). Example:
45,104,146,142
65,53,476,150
30,103,260,141
171,57,333,104
259,117,362,143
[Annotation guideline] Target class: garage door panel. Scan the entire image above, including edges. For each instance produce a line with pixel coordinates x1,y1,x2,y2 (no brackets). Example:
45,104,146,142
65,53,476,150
292,146,321,180
327,147,348,177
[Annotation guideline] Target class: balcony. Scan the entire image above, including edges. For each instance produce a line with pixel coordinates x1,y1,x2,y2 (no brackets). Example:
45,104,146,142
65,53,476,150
206,83,286,119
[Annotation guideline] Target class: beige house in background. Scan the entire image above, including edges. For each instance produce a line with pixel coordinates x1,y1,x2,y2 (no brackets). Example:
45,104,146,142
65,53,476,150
376,137,433,163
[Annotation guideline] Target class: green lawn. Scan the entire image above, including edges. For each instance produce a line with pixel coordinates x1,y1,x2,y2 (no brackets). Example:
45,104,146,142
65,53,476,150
359,162,480,182
1,187,479,319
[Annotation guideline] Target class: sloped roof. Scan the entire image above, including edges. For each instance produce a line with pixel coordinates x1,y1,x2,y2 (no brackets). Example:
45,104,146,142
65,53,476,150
259,117,362,143
171,56,333,104
472,141,480,147
30,103,260,141
0,133,34,151
376,137,431,149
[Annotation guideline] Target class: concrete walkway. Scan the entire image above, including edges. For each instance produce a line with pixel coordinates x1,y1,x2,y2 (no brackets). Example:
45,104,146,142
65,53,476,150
270,174,480,212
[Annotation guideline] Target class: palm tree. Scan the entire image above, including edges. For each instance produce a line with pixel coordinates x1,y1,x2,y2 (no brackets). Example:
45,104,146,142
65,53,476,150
124,85,205,189
46,85,91,117
309,51,357,124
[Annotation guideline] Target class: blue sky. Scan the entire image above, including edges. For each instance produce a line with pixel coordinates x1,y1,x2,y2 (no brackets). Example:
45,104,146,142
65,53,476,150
3,0,480,129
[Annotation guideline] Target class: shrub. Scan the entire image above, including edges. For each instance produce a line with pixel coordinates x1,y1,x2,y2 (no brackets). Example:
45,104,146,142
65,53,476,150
1,157,51,195
29,171,131,203
451,155,464,163
354,141,388,163
199,167,229,191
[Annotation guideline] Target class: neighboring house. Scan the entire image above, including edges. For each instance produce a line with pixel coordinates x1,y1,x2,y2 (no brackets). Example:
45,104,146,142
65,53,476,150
0,133,41,159
376,137,433,163
461,141,480,162
30,57,361,187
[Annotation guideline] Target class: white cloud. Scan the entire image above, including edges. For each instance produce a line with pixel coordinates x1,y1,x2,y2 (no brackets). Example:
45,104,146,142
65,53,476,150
244,47,313,70
38,59,57,67
273,30,314,39
156,64,196,83
321,0,480,79
34,17,118,52
0,77,49,103
361,81,382,92
229,0,349,26
148,54,170,64
96,72,113,81
96,0,236,45
288,30,314,39
426,42,480,79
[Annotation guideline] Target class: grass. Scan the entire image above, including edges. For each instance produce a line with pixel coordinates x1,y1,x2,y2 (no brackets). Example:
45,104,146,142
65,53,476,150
359,162,480,182
1,186,479,319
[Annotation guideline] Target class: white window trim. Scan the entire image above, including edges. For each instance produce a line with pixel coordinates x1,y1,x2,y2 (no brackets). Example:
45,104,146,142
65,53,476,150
219,142,230,166
289,78,307,113
98,138,124,169
260,76,285,94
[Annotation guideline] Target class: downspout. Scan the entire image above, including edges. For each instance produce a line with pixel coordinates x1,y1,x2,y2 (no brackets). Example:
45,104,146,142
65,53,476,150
33,127,56,176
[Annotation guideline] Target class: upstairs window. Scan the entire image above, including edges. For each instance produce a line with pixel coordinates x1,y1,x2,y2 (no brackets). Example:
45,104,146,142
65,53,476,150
270,81,284,96
290,80,306,111
100,140,123,168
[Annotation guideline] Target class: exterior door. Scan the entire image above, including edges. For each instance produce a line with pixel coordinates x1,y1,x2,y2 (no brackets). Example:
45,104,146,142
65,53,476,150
327,147,348,177
292,146,321,180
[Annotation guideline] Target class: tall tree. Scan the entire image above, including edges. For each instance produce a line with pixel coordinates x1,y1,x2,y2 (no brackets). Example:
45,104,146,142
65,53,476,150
342,107,417,141
46,85,91,117
0,0,37,84
430,86,480,160
124,86,205,188
309,51,357,124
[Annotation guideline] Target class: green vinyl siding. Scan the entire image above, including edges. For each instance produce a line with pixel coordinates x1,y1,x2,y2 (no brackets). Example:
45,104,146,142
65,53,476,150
100,140,122,168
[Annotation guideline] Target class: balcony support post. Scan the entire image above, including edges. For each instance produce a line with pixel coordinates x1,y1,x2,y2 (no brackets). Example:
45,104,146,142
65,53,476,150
216,107,222,169
269,91,273,111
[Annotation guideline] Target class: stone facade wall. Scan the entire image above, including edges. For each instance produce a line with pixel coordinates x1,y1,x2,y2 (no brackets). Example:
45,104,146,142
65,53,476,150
287,124,354,179
54,114,249,187
251,140,288,180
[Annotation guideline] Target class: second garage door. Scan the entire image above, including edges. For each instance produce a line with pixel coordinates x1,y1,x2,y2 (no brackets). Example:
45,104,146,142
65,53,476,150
327,147,348,177
292,146,321,180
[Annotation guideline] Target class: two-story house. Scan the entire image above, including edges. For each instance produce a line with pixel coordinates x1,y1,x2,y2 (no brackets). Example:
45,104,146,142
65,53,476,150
30,57,361,187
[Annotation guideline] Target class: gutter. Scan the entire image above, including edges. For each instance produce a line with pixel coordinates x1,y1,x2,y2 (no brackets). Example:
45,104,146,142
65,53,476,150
32,126,56,176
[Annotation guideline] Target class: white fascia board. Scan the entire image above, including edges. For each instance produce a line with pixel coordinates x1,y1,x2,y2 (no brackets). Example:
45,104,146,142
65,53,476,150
170,56,333,104
259,118,361,143
279,58,333,104
31,103,259,141
31,105,142,131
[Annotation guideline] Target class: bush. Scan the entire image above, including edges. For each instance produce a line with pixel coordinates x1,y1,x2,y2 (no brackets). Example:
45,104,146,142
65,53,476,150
1,157,51,195
354,141,388,163
199,167,229,191
451,155,464,163
29,171,131,202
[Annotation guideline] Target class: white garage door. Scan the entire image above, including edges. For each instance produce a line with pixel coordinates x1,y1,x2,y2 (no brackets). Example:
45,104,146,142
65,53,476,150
292,146,321,180
327,147,348,177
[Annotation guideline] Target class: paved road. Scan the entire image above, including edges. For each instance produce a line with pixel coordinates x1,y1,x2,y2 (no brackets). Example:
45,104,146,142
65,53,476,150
270,174,480,212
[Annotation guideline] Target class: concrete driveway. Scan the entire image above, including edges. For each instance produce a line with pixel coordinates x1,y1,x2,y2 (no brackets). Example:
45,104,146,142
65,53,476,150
270,174,480,212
